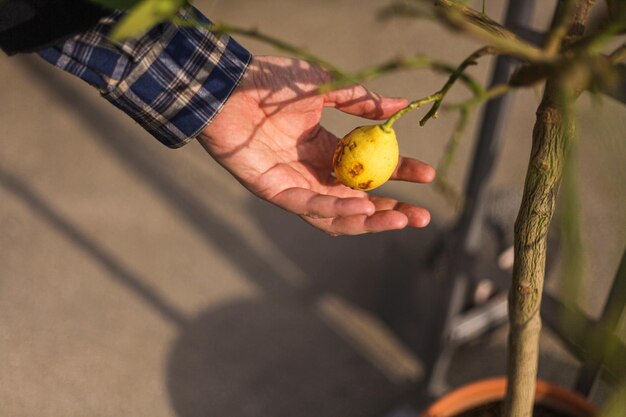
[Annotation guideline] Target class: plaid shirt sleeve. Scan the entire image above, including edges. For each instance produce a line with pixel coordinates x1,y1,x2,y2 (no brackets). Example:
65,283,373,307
37,7,251,148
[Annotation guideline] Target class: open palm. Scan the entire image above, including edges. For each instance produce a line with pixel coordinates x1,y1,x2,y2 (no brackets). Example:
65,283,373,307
197,56,434,235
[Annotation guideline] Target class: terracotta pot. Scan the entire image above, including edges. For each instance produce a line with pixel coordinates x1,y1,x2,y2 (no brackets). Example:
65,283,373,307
421,377,598,417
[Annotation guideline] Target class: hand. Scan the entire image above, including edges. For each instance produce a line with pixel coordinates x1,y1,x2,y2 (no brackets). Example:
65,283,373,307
197,55,435,235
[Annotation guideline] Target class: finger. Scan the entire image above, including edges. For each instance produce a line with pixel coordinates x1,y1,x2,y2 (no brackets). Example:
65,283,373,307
391,157,436,183
272,187,375,218
322,85,408,120
395,202,431,228
328,211,409,235
370,196,431,228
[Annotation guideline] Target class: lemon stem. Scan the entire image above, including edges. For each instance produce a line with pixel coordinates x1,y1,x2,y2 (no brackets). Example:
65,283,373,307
381,93,442,132
381,47,495,133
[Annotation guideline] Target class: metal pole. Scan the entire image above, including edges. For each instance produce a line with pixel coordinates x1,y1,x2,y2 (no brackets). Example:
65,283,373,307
425,0,539,396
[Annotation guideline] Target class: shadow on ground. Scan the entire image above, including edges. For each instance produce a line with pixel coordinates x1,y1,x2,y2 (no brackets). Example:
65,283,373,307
10,56,580,417
13,56,444,417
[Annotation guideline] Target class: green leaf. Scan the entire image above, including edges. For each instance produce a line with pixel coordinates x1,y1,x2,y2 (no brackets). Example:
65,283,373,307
89,0,142,10
110,0,185,41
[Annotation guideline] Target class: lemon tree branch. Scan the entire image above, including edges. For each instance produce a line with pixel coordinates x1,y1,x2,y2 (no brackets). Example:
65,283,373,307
433,107,470,207
610,42,626,63
544,0,581,56
445,83,513,111
318,55,484,95
430,0,548,63
419,46,496,126
381,94,442,132
173,17,347,79
381,46,502,131
175,14,489,97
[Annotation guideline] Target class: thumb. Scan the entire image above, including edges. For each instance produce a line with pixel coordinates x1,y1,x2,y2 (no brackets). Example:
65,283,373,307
322,84,407,120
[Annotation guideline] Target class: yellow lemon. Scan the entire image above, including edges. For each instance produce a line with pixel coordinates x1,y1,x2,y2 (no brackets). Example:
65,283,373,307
333,124,399,191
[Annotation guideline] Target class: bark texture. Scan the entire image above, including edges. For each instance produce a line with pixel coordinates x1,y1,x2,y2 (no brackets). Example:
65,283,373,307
503,80,573,417
503,2,596,416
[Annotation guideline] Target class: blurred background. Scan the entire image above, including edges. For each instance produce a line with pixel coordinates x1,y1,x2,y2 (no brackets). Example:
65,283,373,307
1,1,625,416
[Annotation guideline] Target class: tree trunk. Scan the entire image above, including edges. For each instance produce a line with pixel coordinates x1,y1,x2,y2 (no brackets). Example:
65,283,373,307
502,2,596,415
503,78,573,417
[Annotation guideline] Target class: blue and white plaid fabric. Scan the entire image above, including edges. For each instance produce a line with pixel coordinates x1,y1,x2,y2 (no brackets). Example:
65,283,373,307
38,7,251,148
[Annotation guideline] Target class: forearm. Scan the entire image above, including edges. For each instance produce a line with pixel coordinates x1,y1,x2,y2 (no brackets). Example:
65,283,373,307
32,6,251,148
